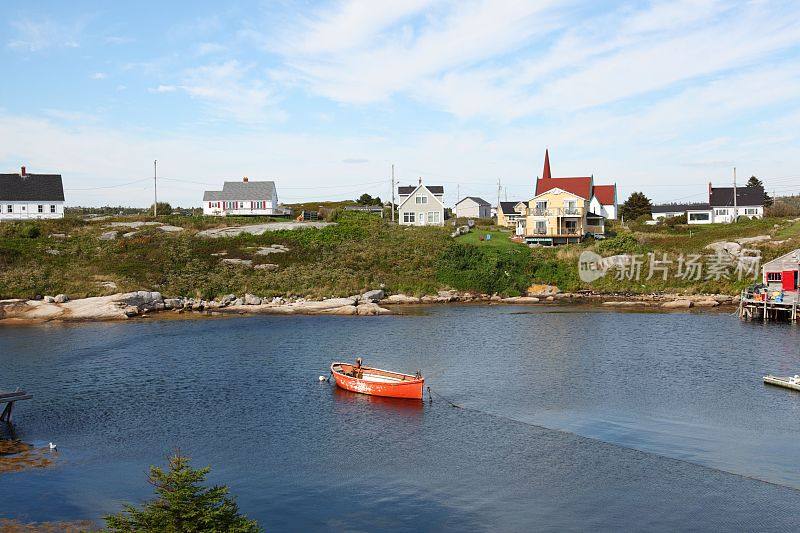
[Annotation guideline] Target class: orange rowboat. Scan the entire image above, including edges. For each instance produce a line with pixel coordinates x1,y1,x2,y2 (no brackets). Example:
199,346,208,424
330,361,424,400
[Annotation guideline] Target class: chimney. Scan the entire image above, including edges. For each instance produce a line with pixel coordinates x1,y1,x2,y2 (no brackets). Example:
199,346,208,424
21,166,26,176
418,176,422,185
243,176,249,183
708,181,712,197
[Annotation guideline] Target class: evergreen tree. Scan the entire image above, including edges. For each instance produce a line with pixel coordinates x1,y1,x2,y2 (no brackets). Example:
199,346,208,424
103,453,260,533
746,175,772,206
356,193,381,205
619,191,653,221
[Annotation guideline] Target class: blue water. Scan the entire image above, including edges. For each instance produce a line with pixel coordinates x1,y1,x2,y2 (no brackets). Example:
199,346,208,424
2,305,800,531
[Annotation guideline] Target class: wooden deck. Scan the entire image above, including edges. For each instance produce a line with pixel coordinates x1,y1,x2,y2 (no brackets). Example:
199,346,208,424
0,389,33,423
739,291,799,323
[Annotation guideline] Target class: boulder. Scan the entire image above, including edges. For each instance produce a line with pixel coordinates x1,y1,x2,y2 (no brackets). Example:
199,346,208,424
232,298,244,306
383,294,421,304
43,296,56,303
222,258,253,267
244,293,262,306
157,225,184,232
527,284,560,296
661,299,693,309
502,296,540,304
49,233,67,239
54,294,69,303
326,305,358,315
220,294,237,306
254,263,279,271
356,302,392,315
123,306,140,317
46,249,61,255
360,289,385,302
164,298,182,309
99,231,118,241
694,299,720,307
705,241,742,257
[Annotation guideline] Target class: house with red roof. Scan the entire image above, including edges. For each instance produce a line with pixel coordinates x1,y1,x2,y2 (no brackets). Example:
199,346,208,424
517,150,617,245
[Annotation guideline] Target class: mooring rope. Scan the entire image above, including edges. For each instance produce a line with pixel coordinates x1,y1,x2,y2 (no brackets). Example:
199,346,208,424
426,386,800,494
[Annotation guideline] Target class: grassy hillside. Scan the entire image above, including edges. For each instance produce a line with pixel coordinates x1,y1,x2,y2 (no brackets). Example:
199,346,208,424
0,212,797,300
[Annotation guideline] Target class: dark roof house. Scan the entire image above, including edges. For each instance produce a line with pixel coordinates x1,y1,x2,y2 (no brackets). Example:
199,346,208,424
0,167,65,201
398,185,444,195
203,179,277,202
709,184,765,207
455,196,490,206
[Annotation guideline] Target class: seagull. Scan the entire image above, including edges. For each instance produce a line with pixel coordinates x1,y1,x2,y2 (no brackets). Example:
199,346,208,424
49,442,57,451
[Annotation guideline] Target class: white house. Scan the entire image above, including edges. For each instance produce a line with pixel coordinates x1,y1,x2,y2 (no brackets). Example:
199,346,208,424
397,181,445,226
0,167,65,220
650,203,703,223
687,183,765,225
454,196,491,219
202,178,284,216
589,184,618,220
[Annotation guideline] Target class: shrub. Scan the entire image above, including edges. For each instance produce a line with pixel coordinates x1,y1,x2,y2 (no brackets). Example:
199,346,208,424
596,232,642,255
436,243,530,295
103,453,260,532
18,223,41,239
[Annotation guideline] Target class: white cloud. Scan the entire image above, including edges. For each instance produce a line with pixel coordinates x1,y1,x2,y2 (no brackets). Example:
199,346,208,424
6,19,82,52
149,85,177,93
176,61,283,123
90,72,107,80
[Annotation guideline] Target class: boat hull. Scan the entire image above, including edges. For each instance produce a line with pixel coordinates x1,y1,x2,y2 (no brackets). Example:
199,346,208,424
330,363,424,400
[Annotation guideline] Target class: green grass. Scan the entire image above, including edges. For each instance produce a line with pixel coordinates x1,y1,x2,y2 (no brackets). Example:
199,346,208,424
0,213,797,300
455,229,524,250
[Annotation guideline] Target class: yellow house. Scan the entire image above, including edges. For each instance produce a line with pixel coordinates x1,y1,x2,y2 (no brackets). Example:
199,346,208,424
497,201,527,228
523,187,604,245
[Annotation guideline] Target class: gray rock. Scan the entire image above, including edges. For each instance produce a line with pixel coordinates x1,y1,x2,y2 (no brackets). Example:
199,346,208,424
254,263,279,271
54,294,69,303
222,258,253,267
163,298,182,309
220,294,237,306
157,225,184,232
244,293,262,305
360,289,385,302
232,298,244,306
695,299,720,307
43,295,56,303
99,231,118,241
662,299,693,309
49,233,67,239
255,245,289,256
123,305,139,317
122,231,138,238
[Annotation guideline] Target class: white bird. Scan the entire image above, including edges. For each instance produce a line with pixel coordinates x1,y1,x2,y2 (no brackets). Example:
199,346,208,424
49,442,57,451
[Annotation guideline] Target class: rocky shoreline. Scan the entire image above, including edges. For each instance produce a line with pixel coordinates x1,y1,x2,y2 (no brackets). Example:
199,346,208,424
0,288,738,325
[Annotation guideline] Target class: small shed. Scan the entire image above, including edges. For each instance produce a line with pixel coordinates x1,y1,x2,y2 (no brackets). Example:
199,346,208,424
297,210,319,222
762,249,800,291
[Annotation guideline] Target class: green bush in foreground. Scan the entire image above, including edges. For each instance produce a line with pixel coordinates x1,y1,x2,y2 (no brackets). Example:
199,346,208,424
103,453,260,533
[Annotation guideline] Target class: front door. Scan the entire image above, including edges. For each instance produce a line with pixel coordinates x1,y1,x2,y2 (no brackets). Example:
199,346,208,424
782,270,798,291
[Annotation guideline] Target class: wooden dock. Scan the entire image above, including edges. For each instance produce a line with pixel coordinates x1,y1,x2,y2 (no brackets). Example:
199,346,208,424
0,389,33,423
739,290,798,323
763,375,800,392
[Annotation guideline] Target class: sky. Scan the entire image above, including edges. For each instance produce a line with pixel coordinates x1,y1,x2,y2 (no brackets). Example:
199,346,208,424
1,0,799,207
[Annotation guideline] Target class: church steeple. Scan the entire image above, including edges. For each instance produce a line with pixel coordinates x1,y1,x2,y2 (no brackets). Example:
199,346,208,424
542,149,551,180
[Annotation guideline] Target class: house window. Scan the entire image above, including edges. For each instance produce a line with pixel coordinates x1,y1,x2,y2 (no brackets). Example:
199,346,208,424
427,211,440,223
209,202,213,208
535,220,547,234
715,208,728,215
535,201,547,211
565,220,578,234
50,205,56,213
415,195,427,204
766,272,782,282
403,212,415,223
745,208,758,215
689,212,710,221
6,205,12,213
38,205,43,213
21,206,25,211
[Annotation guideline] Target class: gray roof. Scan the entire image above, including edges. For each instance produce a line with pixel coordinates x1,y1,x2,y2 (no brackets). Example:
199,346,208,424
652,202,709,213
398,185,444,195
499,201,524,214
203,181,277,202
710,185,764,207
455,196,490,206
0,173,65,201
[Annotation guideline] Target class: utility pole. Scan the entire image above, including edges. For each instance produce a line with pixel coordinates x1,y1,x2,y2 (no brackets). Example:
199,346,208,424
457,184,460,203
153,159,158,217
496,178,501,213
391,164,395,222
732,167,737,223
